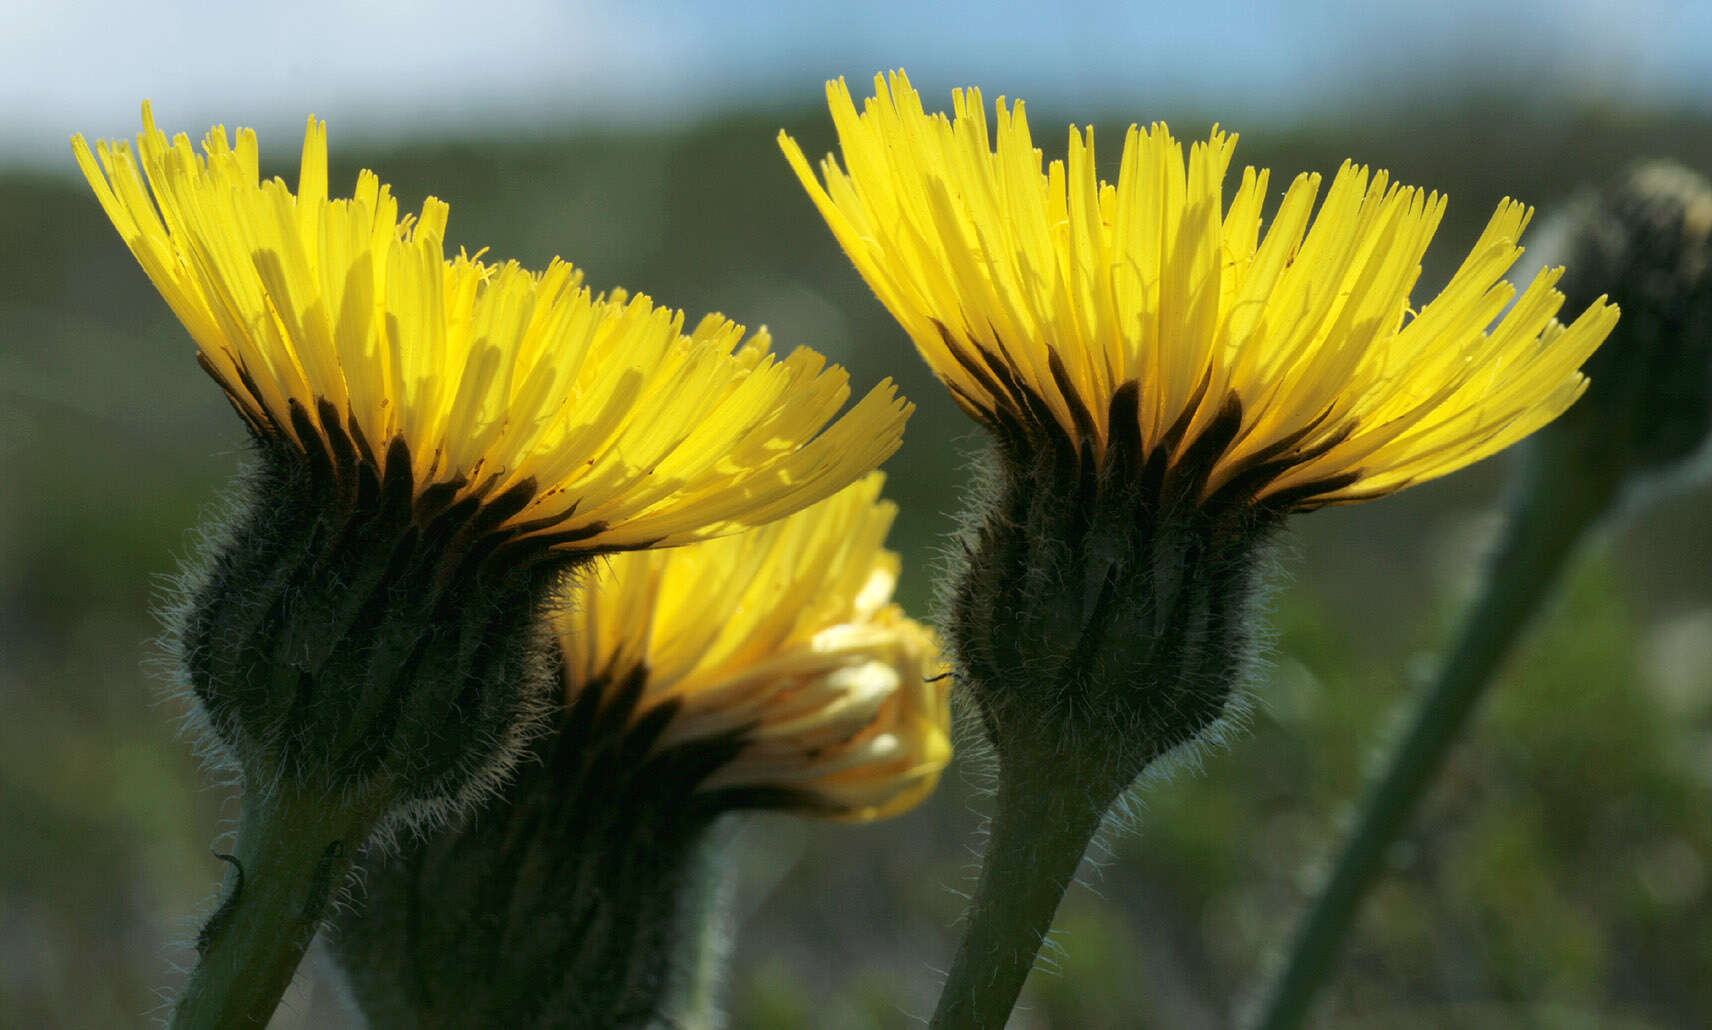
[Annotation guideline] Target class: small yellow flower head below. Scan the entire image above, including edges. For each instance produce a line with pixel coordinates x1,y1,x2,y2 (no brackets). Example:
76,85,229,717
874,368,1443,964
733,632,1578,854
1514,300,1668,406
71,106,913,835
330,475,949,1027
560,473,950,822
781,71,1615,512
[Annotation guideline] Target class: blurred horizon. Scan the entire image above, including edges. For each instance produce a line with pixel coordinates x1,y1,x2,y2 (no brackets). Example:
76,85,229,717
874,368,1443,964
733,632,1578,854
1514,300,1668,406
12,0,1712,171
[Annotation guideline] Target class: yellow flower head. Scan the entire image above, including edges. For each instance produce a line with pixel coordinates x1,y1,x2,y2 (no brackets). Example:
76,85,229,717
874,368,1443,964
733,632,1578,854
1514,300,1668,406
560,474,951,822
75,104,912,552
781,72,1618,511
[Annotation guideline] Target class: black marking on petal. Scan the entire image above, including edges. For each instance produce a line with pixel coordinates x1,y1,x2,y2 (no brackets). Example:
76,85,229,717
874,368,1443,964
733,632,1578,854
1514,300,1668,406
199,352,273,440
554,661,616,764
936,320,1013,420
417,494,484,561
229,360,284,436
192,351,242,403
1260,471,1364,512
976,334,1061,442
1208,418,1357,511
1104,381,1146,480
527,520,616,549
934,318,1099,460
1224,405,1336,473
1201,404,1340,502
1271,474,1394,511
450,478,541,583
289,399,337,498
1047,350,1100,446
1153,375,1211,465
378,438,416,519
484,522,626,575
943,379,1000,426
343,411,381,473
1315,482,1397,506
593,666,650,744
411,477,464,526
618,699,681,772
1127,399,1174,506
494,496,584,544
317,398,361,495
1173,392,1246,500
351,447,383,514
474,479,542,537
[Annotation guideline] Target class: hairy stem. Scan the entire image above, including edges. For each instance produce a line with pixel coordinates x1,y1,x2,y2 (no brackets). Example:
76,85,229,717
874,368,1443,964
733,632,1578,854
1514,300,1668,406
662,821,742,1028
931,746,1131,1030
172,779,388,1030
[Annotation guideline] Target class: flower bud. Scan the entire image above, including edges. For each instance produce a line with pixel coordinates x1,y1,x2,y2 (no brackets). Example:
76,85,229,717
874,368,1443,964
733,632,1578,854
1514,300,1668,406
1534,160,1712,489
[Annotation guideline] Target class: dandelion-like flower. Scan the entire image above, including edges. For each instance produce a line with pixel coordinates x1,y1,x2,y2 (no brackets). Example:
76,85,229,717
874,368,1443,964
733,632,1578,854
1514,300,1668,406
781,72,1618,1029
77,105,910,1027
782,73,1614,512
80,105,909,557
333,475,949,1027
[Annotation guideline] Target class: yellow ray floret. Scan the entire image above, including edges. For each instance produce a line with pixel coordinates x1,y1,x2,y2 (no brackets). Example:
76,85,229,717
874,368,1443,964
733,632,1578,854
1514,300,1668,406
780,71,1619,509
560,474,951,822
75,104,912,550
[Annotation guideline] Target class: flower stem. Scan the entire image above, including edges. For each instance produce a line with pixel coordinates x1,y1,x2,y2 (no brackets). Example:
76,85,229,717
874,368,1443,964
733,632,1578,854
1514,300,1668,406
931,744,1131,1030
663,820,741,1027
1255,452,1619,1030
172,778,388,1030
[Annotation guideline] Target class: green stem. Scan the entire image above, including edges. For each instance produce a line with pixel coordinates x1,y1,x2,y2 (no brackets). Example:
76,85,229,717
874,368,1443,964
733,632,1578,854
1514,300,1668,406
931,747,1131,1030
1255,454,1619,1030
172,779,388,1030
664,819,740,1027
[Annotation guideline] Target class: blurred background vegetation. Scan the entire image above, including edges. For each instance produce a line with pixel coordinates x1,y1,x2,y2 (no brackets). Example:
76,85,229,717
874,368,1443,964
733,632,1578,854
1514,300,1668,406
6,41,1712,1030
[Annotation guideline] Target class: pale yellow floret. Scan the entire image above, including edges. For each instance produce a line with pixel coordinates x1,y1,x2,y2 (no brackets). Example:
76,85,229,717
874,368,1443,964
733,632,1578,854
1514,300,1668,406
74,104,912,550
560,474,951,822
780,71,1619,507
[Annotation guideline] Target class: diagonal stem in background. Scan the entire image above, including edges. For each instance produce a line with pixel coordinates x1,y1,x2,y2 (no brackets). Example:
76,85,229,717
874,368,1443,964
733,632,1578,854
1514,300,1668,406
1256,452,1620,1030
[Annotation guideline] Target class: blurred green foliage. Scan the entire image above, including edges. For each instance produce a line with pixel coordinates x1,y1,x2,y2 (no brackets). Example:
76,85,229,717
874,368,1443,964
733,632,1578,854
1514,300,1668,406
3,95,1711,1027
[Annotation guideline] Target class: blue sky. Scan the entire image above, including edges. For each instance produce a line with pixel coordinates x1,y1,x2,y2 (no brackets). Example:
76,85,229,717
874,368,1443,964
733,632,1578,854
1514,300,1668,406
12,0,1711,168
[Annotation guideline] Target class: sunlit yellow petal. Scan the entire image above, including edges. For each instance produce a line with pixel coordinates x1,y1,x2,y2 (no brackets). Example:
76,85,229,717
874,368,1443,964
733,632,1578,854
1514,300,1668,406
559,474,952,822
780,71,1617,510
76,104,914,552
